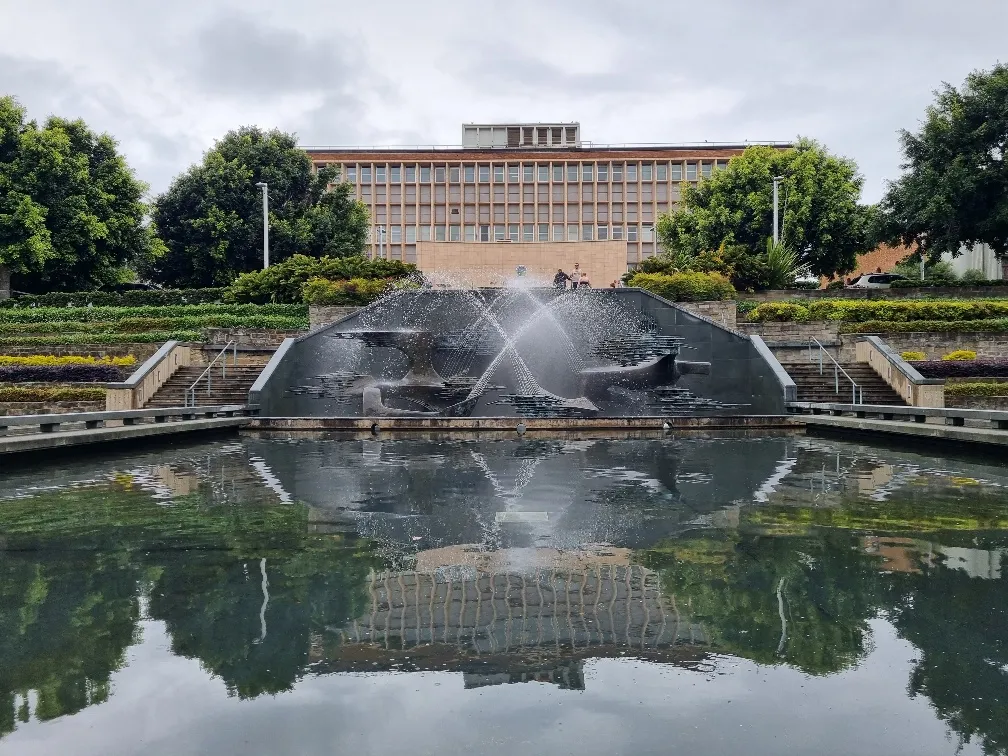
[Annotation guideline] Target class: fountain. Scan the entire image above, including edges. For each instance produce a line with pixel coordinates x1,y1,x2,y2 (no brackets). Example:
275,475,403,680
250,278,792,418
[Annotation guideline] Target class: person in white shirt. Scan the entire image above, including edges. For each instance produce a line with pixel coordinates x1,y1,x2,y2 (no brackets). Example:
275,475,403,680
570,262,582,290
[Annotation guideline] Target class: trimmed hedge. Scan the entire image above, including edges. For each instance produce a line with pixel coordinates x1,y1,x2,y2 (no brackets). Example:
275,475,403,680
0,365,126,382
0,355,136,367
840,319,1008,334
891,278,1008,289
0,386,106,402
944,381,1008,397
226,255,418,304
0,303,306,324
302,277,398,306
746,299,1008,323
0,315,307,335
901,351,926,361
0,289,225,308
913,360,1008,379
627,272,736,302
0,332,203,346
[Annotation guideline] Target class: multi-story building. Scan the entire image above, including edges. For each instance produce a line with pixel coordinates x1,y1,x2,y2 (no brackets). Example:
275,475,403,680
304,123,788,271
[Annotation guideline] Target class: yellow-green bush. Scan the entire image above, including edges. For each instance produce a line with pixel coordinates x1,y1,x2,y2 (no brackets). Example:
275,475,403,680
0,386,106,402
944,381,1008,397
942,350,977,361
0,355,136,367
901,351,926,361
301,277,404,306
626,272,735,302
746,299,1008,323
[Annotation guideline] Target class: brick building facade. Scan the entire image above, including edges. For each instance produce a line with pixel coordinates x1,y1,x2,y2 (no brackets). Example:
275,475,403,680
305,122,789,272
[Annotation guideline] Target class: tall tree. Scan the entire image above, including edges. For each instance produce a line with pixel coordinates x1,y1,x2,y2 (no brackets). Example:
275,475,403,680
148,127,368,288
882,63,1008,260
0,96,150,296
657,139,876,280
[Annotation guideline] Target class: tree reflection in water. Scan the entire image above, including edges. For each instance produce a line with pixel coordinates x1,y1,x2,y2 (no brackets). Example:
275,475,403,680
0,458,1006,753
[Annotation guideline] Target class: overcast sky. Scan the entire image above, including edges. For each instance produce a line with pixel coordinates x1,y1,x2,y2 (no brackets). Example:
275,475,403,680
2,0,1005,203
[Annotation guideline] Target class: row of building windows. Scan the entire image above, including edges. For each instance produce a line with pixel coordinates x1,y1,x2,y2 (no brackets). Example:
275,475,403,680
358,183,681,203
329,161,726,185
368,204,664,223
370,224,656,244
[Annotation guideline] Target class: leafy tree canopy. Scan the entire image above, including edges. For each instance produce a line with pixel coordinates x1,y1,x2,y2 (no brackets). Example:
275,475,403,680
147,127,369,288
0,96,150,294
656,138,877,279
881,63,1008,260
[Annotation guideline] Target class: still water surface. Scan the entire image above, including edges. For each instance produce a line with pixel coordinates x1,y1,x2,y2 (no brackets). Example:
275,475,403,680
0,433,1006,755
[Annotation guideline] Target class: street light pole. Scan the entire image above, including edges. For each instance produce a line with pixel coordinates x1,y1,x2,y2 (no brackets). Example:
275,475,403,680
772,175,784,246
255,182,269,268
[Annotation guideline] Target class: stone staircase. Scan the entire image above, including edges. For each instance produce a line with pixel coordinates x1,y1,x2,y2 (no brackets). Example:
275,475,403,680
782,361,907,405
145,364,264,408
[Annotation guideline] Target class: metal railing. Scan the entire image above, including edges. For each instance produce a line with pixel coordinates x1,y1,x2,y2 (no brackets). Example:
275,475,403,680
186,341,237,407
808,337,863,404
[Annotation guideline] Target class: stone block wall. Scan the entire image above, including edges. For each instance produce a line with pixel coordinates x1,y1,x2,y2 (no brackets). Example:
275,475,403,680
203,328,304,347
838,332,1008,362
0,400,105,416
308,306,362,330
677,301,737,330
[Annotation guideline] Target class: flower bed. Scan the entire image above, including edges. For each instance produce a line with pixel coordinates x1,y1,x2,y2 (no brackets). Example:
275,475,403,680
0,365,127,382
0,355,136,367
910,359,1008,379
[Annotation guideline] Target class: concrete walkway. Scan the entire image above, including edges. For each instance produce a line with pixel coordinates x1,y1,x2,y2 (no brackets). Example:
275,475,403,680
1,412,251,456
801,414,1008,447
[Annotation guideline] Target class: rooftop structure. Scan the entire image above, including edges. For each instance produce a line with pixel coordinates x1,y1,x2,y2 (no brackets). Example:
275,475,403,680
304,123,790,269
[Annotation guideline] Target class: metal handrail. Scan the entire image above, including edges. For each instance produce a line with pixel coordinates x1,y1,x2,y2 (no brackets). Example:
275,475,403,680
807,337,863,404
186,341,237,407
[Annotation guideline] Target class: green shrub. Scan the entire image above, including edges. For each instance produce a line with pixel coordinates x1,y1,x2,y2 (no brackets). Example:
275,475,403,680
736,300,758,319
626,272,735,302
944,381,1008,397
961,269,989,284
746,299,1008,323
225,255,418,304
825,279,845,290
901,351,926,361
840,319,1008,334
0,386,106,402
891,278,1008,288
942,350,977,361
0,288,224,309
0,303,305,325
0,332,202,346
301,277,397,306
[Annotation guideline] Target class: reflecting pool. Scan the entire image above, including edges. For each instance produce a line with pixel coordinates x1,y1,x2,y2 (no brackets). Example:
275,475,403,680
1,433,1006,755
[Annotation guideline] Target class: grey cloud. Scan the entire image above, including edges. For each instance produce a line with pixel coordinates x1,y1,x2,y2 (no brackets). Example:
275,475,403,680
0,54,195,196
184,14,371,98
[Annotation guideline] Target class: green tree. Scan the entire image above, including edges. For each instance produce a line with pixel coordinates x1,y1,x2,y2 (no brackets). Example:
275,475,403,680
657,139,876,281
148,127,368,288
881,63,1008,260
0,96,150,296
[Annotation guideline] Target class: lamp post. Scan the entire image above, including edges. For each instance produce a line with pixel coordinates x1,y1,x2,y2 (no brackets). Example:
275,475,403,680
772,175,784,246
255,182,269,268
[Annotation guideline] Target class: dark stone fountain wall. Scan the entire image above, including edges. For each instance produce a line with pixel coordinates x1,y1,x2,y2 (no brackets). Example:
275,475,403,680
249,288,790,417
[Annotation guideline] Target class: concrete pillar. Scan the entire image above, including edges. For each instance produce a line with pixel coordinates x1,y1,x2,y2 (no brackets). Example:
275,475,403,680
0,265,9,301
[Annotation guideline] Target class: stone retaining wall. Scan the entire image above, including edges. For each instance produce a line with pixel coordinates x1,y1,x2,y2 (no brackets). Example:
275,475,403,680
308,306,362,330
737,321,1008,363
676,301,737,329
0,400,105,416
203,328,304,347
946,397,1008,410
